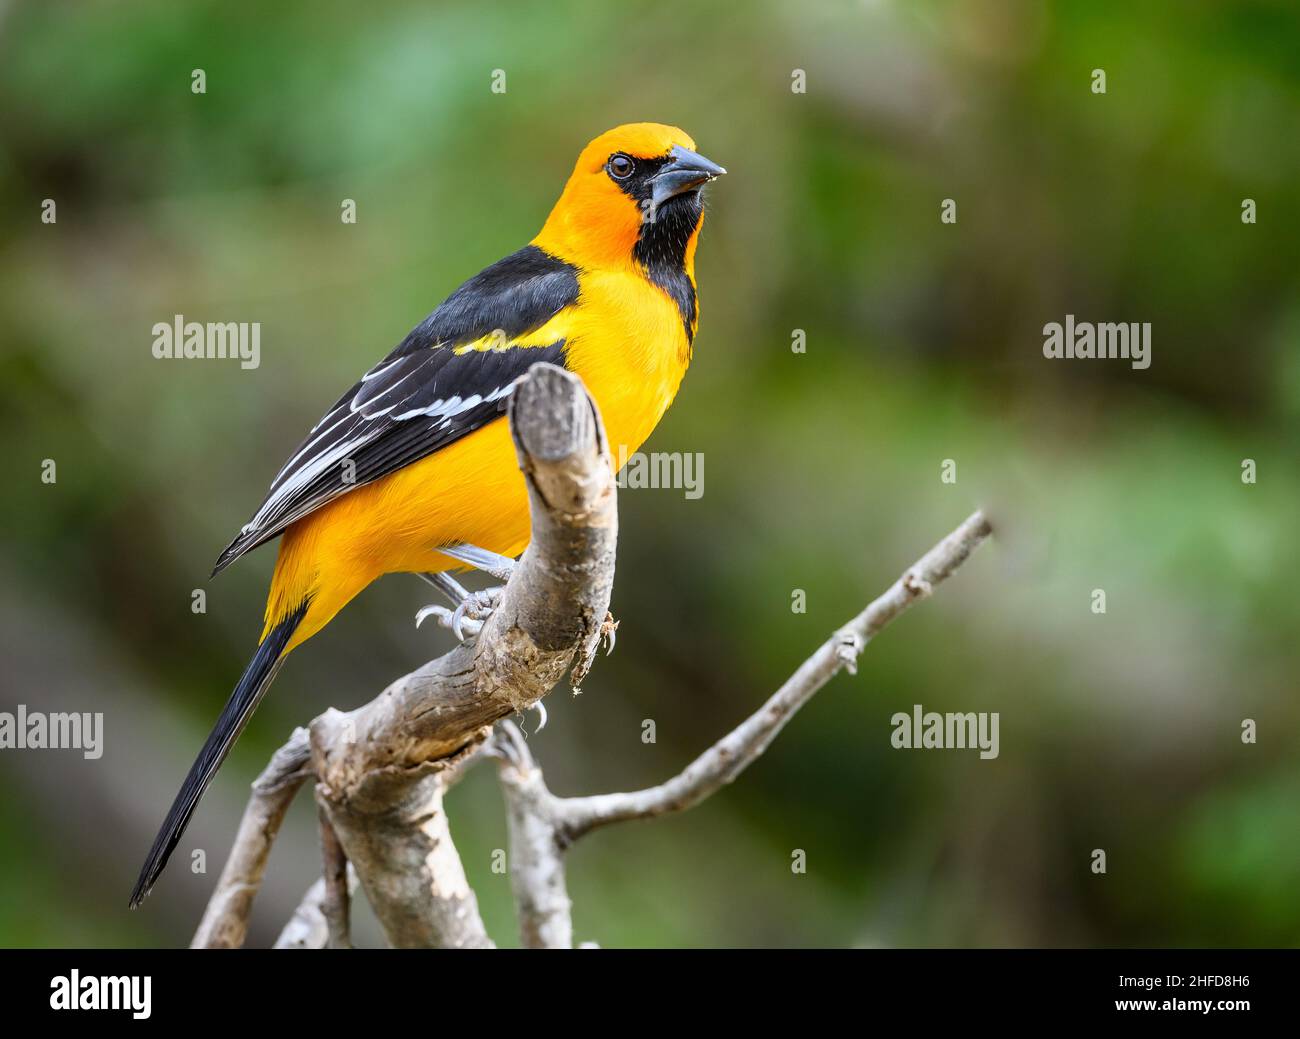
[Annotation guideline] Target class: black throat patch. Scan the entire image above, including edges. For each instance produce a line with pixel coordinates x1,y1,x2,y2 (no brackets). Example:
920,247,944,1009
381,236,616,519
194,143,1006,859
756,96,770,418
613,156,704,343
633,191,702,344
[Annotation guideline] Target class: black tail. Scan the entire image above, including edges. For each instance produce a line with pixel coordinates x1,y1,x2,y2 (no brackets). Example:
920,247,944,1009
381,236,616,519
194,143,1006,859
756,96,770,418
129,602,308,908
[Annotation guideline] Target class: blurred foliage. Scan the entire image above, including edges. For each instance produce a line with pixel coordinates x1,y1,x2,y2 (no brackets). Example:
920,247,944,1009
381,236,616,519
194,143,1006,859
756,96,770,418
0,0,1297,947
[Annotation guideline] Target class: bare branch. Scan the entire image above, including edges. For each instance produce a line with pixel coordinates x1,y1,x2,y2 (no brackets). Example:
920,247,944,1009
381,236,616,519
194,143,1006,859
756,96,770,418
316,800,352,949
318,745,494,948
482,510,992,949
273,868,359,950
191,727,312,949
490,722,572,949
194,366,991,951
554,510,993,838
307,364,617,947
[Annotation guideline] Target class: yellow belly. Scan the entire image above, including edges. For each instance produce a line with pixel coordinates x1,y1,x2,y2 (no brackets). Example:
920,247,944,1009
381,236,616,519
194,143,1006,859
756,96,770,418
266,419,527,646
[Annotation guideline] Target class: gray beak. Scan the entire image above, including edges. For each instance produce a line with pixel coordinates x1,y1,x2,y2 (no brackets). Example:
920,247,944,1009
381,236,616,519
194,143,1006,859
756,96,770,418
650,144,727,207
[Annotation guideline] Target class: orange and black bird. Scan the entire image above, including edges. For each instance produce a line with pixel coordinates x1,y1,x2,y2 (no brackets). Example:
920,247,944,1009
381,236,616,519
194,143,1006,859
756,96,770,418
130,123,725,906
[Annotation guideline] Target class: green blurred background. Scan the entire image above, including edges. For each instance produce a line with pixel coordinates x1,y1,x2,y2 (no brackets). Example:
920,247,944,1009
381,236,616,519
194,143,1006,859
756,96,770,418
1,0,1297,948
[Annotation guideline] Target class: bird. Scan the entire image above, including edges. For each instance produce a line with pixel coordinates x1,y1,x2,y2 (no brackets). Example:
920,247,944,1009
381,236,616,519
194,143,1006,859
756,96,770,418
129,122,725,907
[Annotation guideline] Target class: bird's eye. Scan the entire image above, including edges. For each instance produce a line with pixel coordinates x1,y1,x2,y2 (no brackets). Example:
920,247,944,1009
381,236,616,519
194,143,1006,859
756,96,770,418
607,153,635,180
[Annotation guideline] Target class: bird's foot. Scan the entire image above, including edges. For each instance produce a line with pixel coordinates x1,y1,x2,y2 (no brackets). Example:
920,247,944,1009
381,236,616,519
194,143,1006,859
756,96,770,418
415,586,504,641
413,545,518,641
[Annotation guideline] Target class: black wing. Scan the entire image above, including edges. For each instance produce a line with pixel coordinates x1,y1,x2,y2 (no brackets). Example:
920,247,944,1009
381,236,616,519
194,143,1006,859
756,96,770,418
212,245,580,575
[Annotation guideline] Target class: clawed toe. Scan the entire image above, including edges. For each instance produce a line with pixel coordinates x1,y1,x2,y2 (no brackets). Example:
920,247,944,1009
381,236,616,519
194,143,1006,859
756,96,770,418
416,586,503,641
415,603,447,629
600,612,619,655
415,603,484,638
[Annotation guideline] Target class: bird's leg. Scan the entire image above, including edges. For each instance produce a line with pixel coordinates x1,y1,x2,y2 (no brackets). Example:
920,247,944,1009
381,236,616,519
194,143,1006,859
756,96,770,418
413,544,517,641
436,543,517,582
420,571,470,606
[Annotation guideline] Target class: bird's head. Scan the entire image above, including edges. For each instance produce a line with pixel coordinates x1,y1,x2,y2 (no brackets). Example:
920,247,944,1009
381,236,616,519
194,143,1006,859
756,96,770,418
535,123,726,271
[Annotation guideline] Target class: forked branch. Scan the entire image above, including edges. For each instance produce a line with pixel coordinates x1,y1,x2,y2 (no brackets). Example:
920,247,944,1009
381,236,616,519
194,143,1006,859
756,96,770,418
192,367,994,949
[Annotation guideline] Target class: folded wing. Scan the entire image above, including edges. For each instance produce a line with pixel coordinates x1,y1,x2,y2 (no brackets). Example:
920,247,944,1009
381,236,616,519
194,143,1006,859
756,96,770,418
212,245,580,575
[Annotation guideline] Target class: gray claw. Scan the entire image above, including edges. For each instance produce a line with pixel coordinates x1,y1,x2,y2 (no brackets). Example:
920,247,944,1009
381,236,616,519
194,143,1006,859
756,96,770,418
600,614,619,655
451,600,472,641
415,604,451,629
414,601,485,639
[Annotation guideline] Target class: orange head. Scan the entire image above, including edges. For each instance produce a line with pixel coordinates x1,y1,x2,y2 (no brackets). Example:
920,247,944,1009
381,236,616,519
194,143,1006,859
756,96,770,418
534,123,726,272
